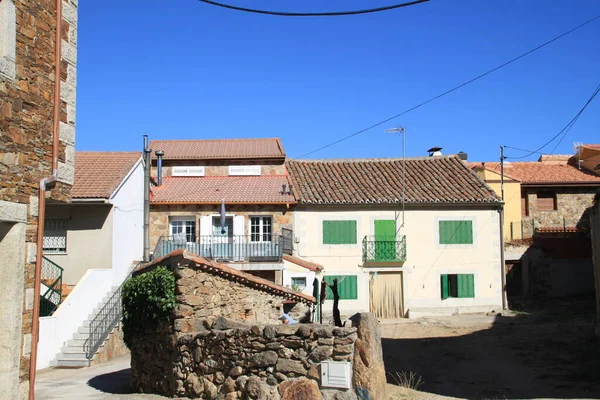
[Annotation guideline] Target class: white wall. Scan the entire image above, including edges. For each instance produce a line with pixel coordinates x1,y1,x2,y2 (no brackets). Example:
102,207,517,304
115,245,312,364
37,269,112,369
110,158,144,285
282,259,318,297
293,208,503,316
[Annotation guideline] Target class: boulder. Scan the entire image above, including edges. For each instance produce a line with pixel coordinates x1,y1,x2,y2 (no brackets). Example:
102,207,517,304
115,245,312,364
275,359,307,375
212,317,247,330
249,350,279,367
350,313,386,400
309,346,333,362
246,376,272,399
279,378,322,400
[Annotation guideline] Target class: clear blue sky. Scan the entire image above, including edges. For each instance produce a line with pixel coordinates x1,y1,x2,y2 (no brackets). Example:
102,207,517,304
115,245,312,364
76,0,600,161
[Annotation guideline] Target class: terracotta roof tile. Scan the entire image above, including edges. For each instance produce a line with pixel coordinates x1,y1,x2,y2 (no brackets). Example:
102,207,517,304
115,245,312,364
478,162,600,185
287,157,500,205
72,152,141,199
583,144,600,150
151,175,296,204
135,249,316,304
283,255,324,272
150,138,285,160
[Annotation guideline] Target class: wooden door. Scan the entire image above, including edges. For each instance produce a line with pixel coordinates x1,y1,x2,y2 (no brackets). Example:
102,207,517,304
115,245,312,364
370,272,404,318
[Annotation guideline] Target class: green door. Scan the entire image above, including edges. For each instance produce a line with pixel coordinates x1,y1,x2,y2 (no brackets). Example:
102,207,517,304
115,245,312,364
374,220,396,260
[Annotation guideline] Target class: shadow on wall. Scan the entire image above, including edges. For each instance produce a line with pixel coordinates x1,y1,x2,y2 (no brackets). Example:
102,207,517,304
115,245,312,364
87,368,133,394
382,297,600,400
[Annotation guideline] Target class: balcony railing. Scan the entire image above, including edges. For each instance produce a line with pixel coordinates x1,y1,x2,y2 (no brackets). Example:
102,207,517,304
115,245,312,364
362,235,407,263
154,234,290,262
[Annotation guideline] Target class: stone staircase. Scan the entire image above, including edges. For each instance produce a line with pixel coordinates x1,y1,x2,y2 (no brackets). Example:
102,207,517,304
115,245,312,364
54,286,118,367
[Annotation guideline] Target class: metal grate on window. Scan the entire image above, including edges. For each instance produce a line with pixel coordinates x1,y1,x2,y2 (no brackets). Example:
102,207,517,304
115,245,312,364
43,219,67,253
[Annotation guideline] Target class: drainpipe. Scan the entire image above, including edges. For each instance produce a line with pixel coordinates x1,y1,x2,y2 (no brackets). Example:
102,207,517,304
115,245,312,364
30,0,62,398
143,136,151,262
155,150,164,187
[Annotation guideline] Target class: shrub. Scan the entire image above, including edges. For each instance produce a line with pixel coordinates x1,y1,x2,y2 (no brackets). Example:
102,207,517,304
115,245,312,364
122,266,176,348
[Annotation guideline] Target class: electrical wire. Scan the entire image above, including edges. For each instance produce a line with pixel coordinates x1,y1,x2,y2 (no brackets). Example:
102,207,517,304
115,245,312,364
197,0,429,17
506,83,600,160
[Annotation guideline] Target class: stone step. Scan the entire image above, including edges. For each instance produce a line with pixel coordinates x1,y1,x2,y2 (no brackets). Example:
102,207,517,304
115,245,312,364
55,358,90,368
71,331,89,340
77,326,91,334
58,351,88,360
66,337,87,347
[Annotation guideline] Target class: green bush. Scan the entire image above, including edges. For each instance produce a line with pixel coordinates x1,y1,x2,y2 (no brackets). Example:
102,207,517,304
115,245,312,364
122,266,176,348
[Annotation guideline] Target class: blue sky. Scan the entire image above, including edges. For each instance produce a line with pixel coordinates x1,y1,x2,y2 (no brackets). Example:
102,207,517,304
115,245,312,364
76,0,600,161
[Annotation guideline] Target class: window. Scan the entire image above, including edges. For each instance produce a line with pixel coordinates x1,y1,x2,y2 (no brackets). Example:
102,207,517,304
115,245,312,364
291,277,307,290
441,274,474,299
229,165,261,176
536,192,556,211
439,220,473,245
323,220,357,245
43,219,67,253
521,192,529,217
170,217,196,242
172,166,205,176
0,0,16,81
324,275,358,300
212,216,233,237
250,216,272,242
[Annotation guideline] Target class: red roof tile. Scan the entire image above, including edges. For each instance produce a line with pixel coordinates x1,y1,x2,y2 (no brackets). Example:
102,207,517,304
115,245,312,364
136,249,316,304
287,157,500,205
72,152,141,199
583,144,600,150
477,162,600,185
150,138,285,160
151,175,297,204
283,255,324,272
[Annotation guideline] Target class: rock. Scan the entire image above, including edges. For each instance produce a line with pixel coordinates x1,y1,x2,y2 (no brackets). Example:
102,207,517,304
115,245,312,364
174,318,207,333
224,391,240,400
265,342,281,350
334,334,357,346
296,325,312,338
279,378,322,400
214,371,226,385
276,325,299,336
213,317,247,330
193,347,204,362
281,338,304,348
249,350,279,367
246,376,270,399
203,316,216,329
318,338,334,346
174,304,194,318
334,344,354,355
251,325,263,335
235,376,248,391
266,374,278,386
314,327,334,338
275,359,307,375
333,327,357,337
274,372,287,381
252,342,266,351
203,378,218,399
295,348,307,358
263,325,277,339
186,374,204,396
309,346,333,362
222,377,236,393
350,312,386,400
307,364,320,381
321,389,358,400
229,366,243,378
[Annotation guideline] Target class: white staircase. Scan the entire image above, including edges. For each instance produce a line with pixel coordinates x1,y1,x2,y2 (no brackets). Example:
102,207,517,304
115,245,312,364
54,287,118,367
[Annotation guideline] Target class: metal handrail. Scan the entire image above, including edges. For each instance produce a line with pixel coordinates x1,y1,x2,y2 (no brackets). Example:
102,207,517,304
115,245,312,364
362,235,407,263
83,263,140,360
40,256,64,317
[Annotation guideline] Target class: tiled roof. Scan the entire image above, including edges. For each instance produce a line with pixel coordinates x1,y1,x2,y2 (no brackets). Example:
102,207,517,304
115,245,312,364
287,156,500,205
149,138,285,160
72,152,141,199
151,175,296,204
476,162,600,185
283,255,324,272
583,144,600,150
469,162,522,182
135,249,316,304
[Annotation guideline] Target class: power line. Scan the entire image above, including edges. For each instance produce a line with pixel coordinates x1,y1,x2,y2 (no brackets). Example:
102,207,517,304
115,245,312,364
197,0,429,17
503,146,549,156
506,83,600,160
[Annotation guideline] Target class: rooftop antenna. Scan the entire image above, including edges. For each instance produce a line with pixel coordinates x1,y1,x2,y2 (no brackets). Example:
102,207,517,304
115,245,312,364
386,127,406,234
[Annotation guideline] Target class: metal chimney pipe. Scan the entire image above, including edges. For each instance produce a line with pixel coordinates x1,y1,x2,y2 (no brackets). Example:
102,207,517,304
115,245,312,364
155,150,165,186
143,135,151,262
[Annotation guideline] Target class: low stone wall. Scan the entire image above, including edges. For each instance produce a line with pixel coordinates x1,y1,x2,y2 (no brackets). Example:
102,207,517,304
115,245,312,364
131,318,359,399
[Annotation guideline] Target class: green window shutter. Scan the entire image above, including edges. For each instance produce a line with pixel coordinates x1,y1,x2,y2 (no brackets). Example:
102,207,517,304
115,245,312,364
457,274,475,298
323,221,357,244
439,221,473,244
324,275,358,300
440,274,449,299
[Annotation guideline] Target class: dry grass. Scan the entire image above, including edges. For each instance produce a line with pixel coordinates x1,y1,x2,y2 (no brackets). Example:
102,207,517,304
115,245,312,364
389,371,424,391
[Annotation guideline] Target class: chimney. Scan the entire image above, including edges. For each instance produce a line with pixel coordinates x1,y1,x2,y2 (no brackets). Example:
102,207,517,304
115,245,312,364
427,147,443,157
457,151,468,161
155,150,165,186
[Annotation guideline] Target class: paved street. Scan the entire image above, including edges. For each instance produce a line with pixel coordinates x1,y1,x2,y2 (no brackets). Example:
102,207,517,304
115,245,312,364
35,356,165,400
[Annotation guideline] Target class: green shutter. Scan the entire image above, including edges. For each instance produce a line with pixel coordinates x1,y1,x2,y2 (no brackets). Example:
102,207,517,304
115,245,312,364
457,274,475,298
439,221,473,245
441,274,449,299
323,221,357,244
324,275,358,300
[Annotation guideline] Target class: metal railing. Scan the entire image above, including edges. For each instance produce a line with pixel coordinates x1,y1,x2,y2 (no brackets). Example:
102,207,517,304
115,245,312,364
153,234,287,262
40,257,63,317
83,263,139,360
362,235,407,263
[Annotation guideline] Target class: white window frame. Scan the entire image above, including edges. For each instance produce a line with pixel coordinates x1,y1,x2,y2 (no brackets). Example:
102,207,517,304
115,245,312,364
169,216,196,243
250,216,272,242
0,0,16,81
291,276,307,290
43,219,67,254
228,165,261,176
172,166,205,177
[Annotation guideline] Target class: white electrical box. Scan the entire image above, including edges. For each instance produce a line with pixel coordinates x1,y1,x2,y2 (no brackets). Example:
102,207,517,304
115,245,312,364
320,361,352,389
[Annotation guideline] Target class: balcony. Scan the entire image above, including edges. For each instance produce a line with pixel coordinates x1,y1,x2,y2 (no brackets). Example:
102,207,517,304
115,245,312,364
362,235,407,264
154,231,293,263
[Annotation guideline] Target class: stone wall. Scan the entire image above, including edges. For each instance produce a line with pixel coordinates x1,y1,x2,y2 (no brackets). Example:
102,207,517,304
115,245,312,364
131,318,360,399
523,188,597,234
171,261,309,328
0,1,77,397
150,204,292,250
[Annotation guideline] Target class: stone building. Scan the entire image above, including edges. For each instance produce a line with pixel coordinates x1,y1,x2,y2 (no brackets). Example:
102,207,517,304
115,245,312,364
149,138,296,284
0,0,78,397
